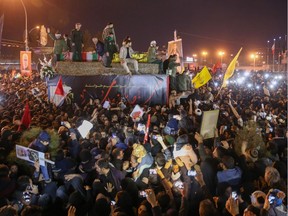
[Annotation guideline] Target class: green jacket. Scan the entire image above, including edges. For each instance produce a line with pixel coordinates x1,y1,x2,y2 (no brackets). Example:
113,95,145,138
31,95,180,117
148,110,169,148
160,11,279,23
147,46,157,62
168,57,180,77
104,36,117,54
48,33,68,55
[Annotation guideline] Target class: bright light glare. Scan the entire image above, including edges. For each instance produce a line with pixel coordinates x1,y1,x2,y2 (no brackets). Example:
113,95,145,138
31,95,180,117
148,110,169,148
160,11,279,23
214,82,218,87
244,71,250,77
15,73,21,79
256,86,260,89
278,75,282,79
237,77,244,84
269,84,274,89
247,83,252,88
264,74,269,79
272,80,277,85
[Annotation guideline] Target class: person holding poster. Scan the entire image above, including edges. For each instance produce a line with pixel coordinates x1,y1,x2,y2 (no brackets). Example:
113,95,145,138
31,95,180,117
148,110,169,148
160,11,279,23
28,131,52,183
168,54,180,90
167,39,183,73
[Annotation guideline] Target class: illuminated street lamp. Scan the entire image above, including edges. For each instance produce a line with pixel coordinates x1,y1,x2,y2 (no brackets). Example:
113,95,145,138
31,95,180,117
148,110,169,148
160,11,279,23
267,40,270,67
192,54,197,62
29,25,40,34
272,38,276,72
202,51,208,64
218,51,225,64
28,25,40,47
19,0,28,51
250,53,258,71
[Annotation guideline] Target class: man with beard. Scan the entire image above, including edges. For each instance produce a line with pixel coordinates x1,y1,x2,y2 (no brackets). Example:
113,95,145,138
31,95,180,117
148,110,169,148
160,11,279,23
71,23,84,61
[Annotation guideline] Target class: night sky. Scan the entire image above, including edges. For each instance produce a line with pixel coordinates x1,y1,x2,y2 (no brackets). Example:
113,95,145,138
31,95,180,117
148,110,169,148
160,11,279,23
1,0,287,59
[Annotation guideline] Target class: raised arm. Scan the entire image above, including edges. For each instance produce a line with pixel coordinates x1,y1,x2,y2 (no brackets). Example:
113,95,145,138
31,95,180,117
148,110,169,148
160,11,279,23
228,99,240,119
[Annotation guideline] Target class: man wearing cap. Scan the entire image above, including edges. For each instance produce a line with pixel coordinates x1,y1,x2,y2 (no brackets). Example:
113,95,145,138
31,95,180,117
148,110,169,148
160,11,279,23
71,23,84,61
147,40,163,73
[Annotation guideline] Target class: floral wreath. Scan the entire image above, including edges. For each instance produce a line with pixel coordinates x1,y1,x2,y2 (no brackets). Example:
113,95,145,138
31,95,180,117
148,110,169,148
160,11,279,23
39,56,55,79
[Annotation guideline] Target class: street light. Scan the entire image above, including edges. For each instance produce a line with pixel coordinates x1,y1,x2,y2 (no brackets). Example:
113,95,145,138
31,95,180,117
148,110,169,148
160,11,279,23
272,38,276,72
218,51,225,64
19,0,28,51
29,25,40,34
250,54,258,71
278,36,282,72
202,51,208,65
192,54,197,62
267,40,270,67
28,25,40,47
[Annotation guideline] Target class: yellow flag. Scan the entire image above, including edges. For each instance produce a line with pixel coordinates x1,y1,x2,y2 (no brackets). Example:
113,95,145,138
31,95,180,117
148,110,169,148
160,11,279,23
222,47,242,88
192,66,212,89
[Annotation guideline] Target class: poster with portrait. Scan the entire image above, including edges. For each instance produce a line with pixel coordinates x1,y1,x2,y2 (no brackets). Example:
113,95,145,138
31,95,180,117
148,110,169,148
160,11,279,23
167,39,184,73
200,110,220,139
20,51,32,75
16,145,45,166
130,105,144,122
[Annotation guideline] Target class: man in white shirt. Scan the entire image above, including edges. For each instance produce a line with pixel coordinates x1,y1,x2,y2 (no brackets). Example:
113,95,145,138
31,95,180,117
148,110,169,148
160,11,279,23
119,39,140,75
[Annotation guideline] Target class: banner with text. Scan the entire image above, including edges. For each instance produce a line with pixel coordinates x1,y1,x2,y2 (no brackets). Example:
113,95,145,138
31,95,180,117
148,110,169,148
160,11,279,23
48,75,169,106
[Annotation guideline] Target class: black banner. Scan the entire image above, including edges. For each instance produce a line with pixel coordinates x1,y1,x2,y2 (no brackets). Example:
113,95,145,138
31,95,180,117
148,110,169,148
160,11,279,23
48,74,169,106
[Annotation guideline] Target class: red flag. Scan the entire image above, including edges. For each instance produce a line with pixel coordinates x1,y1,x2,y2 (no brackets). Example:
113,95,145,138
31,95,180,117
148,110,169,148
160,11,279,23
144,114,151,144
21,101,31,129
54,76,64,96
271,43,275,55
212,62,222,74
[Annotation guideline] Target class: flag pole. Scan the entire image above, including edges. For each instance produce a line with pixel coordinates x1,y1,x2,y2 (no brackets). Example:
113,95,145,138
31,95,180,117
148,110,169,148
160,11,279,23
273,52,275,72
215,86,223,99
278,52,280,72
272,39,275,72
266,40,270,71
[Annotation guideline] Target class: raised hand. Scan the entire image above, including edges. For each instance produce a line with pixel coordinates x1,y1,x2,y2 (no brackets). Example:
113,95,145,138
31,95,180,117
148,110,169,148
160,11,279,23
68,206,76,216
104,182,114,193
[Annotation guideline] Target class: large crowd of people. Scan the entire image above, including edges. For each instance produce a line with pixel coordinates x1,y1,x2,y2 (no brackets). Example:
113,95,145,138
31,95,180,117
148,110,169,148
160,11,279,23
0,64,286,216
